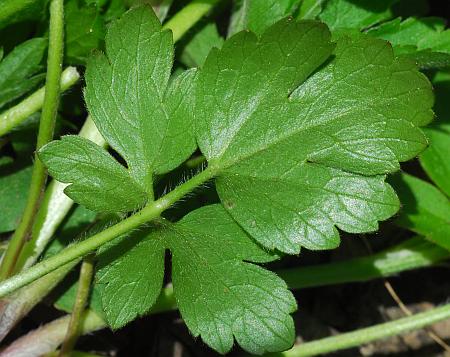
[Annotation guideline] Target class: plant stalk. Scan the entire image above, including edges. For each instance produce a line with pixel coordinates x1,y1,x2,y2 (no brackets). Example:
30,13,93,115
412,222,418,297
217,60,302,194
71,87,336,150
279,237,449,289
268,303,450,357
0,67,80,137
0,167,216,298
58,256,95,357
0,0,65,280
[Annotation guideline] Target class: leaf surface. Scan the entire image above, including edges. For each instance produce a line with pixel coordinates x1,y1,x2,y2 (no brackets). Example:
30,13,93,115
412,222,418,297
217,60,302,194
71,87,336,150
85,7,196,187
228,0,301,35
297,0,325,20
39,136,147,213
41,7,197,211
390,173,450,251
195,19,432,253
319,0,396,30
65,0,105,65
419,72,450,196
368,17,450,54
96,230,165,326
0,159,32,233
97,205,292,354
0,38,46,109
180,23,223,68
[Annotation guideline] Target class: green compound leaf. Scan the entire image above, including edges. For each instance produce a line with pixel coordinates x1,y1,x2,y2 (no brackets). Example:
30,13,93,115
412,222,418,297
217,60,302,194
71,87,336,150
97,205,292,354
41,7,196,211
84,6,196,187
195,19,433,254
0,37,46,109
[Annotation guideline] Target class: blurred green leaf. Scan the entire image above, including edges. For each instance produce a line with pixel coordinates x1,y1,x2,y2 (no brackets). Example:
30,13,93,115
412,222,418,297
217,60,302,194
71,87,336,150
319,0,396,31
65,0,105,65
390,173,450,251
179,22,223,68
0,159,32,233
0,37,46,110
419,72,450,196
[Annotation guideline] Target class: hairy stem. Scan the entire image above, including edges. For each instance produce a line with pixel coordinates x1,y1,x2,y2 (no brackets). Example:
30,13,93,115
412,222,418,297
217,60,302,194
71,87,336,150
58,256,95,357
0,67,80,137
163,0,221,42
270,303,450,357
0,0,65,280
0,167,216,297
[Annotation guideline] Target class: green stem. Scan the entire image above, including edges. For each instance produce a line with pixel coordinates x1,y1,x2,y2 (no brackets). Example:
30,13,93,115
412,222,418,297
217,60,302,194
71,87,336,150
0,0,65,280
279,237,449,289
162,0,221,42
58,256,95,357
185,155,207,169
14,117,106,273
0,67,79,137
269,303,450,357
0,167,216,298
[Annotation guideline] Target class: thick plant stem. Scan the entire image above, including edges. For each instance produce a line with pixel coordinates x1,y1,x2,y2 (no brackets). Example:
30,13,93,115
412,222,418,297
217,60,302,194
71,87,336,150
0,0,64,281
0,167,216,298
58,256,95,357
163,0,221,42
269,303,450,357
0,67,80,137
